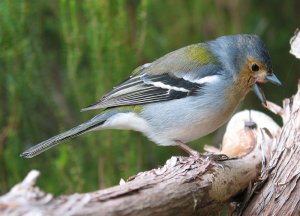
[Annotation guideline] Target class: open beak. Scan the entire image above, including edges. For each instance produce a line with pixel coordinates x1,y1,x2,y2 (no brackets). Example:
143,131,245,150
252,83,267,106
252,73,281,106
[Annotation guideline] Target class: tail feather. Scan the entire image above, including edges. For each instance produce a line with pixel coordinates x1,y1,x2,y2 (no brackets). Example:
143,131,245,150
20,115,106,158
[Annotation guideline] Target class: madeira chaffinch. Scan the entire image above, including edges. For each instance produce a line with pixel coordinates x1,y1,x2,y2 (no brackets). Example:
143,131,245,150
21,34,281,158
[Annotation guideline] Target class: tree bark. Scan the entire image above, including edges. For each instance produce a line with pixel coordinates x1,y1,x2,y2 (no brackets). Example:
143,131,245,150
240,80,300,216
290,29,300,59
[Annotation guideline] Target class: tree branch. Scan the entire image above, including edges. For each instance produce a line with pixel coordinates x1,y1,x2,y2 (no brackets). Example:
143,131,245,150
240,80,300,216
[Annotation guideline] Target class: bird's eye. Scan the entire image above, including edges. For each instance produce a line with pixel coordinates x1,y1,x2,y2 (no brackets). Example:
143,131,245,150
251,63,260,72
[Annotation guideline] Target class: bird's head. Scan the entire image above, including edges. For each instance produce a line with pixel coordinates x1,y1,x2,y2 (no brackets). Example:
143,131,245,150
212,34,281,105
243,53,281,106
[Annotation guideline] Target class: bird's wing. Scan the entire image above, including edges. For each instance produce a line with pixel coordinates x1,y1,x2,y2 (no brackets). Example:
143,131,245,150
82,44,221,111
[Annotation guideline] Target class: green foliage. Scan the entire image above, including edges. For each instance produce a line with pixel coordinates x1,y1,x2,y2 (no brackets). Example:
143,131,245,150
0,0,299,194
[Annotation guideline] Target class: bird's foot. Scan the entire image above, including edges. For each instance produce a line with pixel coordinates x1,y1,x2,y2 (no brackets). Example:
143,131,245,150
203,153,238,170
175,141,237,169
206,153,232,161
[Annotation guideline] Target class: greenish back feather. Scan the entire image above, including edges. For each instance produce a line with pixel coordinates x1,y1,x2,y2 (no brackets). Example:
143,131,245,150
132,43,219,76
185,44,218,65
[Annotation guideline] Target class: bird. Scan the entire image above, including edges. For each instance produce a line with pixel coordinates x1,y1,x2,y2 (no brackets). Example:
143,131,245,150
20,34,281,158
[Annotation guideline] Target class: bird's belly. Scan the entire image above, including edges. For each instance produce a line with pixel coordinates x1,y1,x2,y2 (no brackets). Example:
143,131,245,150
146,112,228,146
166,119,222,143
141,95,239,146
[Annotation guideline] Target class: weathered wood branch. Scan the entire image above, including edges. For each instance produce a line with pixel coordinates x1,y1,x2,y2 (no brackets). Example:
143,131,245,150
0,108,281,216
290,29,300,59
239,80,300,216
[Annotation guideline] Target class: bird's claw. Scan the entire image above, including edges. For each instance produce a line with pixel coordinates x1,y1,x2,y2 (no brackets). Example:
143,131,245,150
203,154,237,170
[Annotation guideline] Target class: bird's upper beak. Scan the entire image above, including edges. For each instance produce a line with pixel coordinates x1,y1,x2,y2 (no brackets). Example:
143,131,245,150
252,73,281,106
265,73,282,86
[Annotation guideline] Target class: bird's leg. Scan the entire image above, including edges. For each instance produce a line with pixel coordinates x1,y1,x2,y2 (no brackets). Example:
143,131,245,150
175,141,234,167
176,140,201,158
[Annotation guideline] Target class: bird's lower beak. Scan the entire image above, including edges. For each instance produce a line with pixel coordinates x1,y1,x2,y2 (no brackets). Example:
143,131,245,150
253,73,281,106
265,73,282,86
252,83,267,106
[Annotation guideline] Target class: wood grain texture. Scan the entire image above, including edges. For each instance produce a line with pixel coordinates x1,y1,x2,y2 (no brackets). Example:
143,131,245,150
241,80,300,216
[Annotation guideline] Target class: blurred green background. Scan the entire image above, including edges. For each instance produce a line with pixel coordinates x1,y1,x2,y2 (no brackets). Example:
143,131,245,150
0,0,299,195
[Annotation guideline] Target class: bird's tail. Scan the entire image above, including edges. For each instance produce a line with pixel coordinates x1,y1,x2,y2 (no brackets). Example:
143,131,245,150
20,112,111,158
